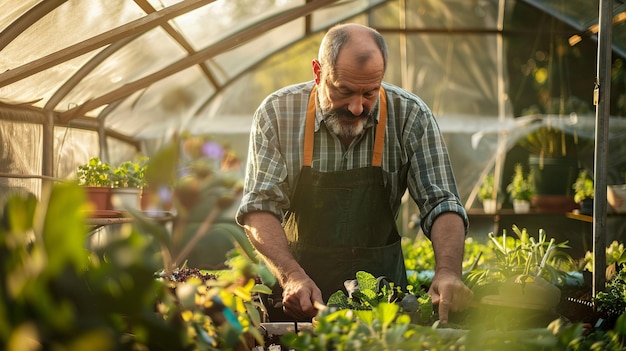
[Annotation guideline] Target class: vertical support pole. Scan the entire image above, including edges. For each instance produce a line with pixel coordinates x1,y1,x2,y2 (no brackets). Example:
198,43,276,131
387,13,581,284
493,0,507,214
42,110,54,177
592,0,613,298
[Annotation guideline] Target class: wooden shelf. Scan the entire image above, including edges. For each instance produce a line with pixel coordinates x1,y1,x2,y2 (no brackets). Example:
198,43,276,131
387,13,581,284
86,211,174,233
86,217,134,226
565,211,593,223
466,208,571,216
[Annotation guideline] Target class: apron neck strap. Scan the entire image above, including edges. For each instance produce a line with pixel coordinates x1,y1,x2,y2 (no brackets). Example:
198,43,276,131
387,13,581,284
304,85,387,167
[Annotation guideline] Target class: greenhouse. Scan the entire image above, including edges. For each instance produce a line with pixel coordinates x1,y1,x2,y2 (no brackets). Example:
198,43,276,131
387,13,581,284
2,0,626,350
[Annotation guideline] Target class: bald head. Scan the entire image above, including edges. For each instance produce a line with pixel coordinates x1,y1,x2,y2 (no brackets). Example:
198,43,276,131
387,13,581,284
318,23,388,76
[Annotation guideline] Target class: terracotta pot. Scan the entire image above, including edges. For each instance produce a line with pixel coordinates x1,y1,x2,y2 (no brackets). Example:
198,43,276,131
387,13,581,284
83,186,112,211
531,195,577,213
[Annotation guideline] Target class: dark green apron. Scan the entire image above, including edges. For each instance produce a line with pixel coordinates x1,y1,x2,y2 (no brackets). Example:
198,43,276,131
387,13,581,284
283,86,408,302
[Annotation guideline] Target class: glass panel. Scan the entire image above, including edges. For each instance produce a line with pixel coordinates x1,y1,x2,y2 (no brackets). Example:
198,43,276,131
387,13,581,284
106,66,214,139
0,0,40,32
311,0,387,29
523,0,626,56
175,0,302,50
389,33,503,118
212,19,306,77
0,0,146,109
0,53,99,109
1,1,144,63
404,0,499,29
0,120,42,197
54,126,99,179
108,138,140,166
523,0,599,28
56,27,187,113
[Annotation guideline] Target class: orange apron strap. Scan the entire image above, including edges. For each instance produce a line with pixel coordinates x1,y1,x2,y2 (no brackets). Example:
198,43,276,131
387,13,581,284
372,87,387,167
304,85,387,167
303,86,317,167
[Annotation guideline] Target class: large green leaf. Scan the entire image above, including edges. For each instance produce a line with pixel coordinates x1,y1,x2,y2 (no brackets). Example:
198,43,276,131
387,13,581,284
355,271,377,292
41,183,90,276
376,302,399,328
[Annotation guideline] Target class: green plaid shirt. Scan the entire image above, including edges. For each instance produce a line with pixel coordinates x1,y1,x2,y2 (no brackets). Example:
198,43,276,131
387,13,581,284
236,81,468,237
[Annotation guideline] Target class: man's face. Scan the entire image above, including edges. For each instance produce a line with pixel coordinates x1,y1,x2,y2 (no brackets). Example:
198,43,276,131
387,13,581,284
318,74,377,139
314,45,384,139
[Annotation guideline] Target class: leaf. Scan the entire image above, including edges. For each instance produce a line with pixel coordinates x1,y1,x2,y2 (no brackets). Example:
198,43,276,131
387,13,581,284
355,271,377,292
1,191,37,233
613,312,626,336
193,322,216,346
232,285,252,301
211,223,258,264
250,284,272,295
327,291,350,308
376,302,399,328
125,206,172,249
354,309,374,325
256,262,277,288
357,289,378,307
145,141,179,187
41,183,89,275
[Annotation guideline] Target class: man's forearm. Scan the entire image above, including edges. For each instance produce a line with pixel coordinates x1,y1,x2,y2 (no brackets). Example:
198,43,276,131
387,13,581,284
429,212,466,276
241,211,307,284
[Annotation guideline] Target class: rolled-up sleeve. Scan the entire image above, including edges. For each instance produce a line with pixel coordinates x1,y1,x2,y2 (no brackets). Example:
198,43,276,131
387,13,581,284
406,104,469,237
236,102,291,225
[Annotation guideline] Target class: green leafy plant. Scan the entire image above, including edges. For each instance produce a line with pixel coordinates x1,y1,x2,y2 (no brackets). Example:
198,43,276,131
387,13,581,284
0,181,276,351
518,124,579,159
282,302,459,351
76,156,112,187
326,271,434,325
595,265,626,320
464,225,576,290
7,184,626,350
0,183,190,350
478,173,495,201
111,157,148,188
583,240,626,275
282,301,594,351
506,163,535,201
573,169,594,203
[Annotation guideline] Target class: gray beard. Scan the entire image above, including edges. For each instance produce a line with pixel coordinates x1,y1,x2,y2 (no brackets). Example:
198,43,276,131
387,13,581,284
317,89,371,138
324,113,367,138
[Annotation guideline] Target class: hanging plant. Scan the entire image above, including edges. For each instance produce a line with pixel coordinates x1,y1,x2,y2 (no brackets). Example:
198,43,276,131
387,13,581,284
506,163,535,201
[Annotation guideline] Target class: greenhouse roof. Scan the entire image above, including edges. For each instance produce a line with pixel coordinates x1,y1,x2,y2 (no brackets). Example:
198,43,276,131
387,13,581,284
0,0,624,144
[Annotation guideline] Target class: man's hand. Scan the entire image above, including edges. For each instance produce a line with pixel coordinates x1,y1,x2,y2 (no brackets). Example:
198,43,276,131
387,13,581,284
242,212,324,319
427,270,474,324
281,271,324,320
428,212,473,324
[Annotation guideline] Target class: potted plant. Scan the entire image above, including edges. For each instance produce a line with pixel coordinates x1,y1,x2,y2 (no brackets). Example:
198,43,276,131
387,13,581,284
76,156,113,211
110,157,148,211
518,119,590,212
573,169,594,216
469,226,574,319
506,163,535,213
478,173,497,213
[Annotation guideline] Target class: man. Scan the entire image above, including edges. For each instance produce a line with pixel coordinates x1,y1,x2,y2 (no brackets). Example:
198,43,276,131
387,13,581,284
236,23,473,323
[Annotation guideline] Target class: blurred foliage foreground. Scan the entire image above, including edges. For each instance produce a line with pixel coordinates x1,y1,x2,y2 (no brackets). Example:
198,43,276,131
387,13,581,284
4,136,626,350
5,183,626,350
0,181,275,351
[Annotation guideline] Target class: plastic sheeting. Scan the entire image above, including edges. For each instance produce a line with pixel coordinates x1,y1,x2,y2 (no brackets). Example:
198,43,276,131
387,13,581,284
0,0,625,210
